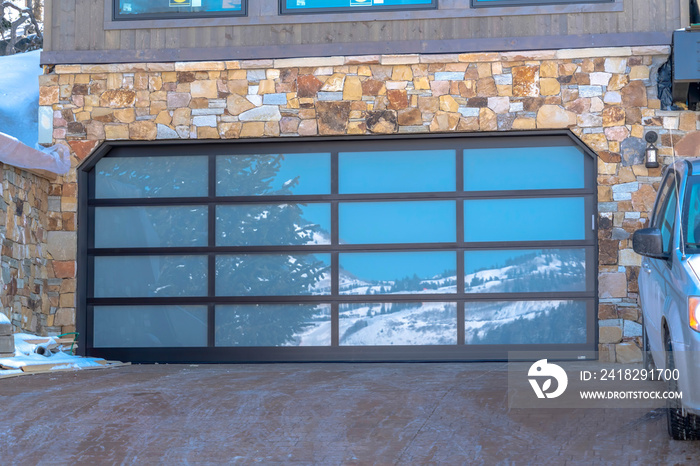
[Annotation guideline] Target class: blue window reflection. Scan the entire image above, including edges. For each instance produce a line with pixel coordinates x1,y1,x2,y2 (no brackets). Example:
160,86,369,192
340,201,456,244
117,0,244,17
94,256,208,297
465,300,587,345
216,153,330,196
216,254,331,296
340,252,456,295
95,156,208,198
284,0,434,12
464,146,584,191
95,206,208,248
216,203,331,246
94,306,207,348
215,304,331,347
464,197,585,242
465,249,587,293
339,150,455,194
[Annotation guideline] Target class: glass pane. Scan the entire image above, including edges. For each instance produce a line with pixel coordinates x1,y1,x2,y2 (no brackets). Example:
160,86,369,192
340,201,456,244
465,249,586,293
95,156,208,199
339,302,457,346
464,146,585,191
464,197,585,242
339,252,456,295
95,206,207,248
94,255,207,297
284,0,434,11
215,304,331,346
339,150,455,194
216,203,330,246
93,306,207,348
465,300,587,345
216,153,330,196
684,177,700,249
216,254,330,296
117,0,243,18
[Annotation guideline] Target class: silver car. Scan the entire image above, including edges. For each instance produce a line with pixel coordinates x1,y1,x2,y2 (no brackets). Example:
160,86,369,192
633,159,700,440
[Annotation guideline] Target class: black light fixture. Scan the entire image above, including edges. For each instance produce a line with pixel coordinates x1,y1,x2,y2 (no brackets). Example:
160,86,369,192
645,131,659,168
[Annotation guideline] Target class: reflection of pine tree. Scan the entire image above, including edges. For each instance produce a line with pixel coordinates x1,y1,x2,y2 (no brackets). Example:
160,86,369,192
469,302,587,345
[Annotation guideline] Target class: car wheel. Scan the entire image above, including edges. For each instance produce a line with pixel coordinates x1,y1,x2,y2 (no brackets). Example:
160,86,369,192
665,332,700,440
642,323,655,371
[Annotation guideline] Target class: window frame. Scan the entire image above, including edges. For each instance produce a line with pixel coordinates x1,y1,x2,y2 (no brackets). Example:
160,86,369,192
112,0,248,21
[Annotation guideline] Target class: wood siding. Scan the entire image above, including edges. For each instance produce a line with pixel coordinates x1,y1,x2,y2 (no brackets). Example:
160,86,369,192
42,0,680,64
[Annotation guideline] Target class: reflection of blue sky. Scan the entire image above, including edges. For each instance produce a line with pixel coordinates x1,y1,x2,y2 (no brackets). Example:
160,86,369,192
340,201,456,244
286,0,431,9
464,146,584,191
464,248,584,274
465,197,584,242
339,150,455,194
271,153,330,194
341,251,455,281
216,153,330,196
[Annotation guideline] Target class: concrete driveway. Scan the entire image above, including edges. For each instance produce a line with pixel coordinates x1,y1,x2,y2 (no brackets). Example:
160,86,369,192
1,363,698,465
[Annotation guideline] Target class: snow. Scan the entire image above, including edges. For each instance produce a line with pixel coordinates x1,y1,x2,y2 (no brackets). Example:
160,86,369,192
0,50,41,147
0,333,115,377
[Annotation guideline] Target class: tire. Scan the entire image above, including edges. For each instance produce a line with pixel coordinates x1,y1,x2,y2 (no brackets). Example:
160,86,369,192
665,332,700,440
643,323,655,371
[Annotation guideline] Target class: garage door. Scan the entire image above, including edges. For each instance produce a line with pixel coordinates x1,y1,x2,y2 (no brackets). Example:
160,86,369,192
81,133,597,362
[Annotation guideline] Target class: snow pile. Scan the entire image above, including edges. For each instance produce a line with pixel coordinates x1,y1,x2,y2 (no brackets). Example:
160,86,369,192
0,50,40,147
0,333,122,378
0,50,70,174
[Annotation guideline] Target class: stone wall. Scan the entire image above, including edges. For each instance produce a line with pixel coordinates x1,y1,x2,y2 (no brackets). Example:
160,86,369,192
38,46,700,362
0,162,72,336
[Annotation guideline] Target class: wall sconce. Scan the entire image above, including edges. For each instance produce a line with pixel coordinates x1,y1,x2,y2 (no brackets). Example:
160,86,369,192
645,131,659,168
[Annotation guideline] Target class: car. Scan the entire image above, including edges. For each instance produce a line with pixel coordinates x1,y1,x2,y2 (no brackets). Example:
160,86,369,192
633,158,700,440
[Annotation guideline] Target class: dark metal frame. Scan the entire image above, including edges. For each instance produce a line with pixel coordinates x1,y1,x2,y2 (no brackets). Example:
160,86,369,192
112,0,248,21
78,131,598,363
471,0,612,7
279,0,437,15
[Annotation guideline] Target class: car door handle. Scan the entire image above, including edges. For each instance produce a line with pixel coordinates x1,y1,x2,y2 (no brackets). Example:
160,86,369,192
642,264,652,273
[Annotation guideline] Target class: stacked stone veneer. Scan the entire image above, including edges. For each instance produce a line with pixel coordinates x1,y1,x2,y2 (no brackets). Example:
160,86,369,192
1,163,71,337
37,46,700,362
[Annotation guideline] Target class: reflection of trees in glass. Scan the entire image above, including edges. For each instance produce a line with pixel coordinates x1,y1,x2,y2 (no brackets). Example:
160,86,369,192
96,156,207,198
216,305,329,347
215,155,330,344
340,302,456,346
465,250,585,293
467,301,586,345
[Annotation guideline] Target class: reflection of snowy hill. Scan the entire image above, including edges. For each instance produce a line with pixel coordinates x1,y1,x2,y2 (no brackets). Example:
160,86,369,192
338,271,457,295
465,251,585,294
339,302,456,346
465,300,587,345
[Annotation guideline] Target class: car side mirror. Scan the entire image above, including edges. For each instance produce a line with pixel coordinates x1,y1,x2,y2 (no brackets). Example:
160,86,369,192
632,227,668,259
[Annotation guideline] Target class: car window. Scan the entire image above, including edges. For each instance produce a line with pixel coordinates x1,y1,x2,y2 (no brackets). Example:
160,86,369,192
684,177,700,248
658,179,678,255
652,172,675,227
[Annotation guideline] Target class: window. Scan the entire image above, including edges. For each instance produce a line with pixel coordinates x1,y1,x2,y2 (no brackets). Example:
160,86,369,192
471,0,612,6
82,134,597,362
114,0,246,20
281,0,436,14
654,173,679,256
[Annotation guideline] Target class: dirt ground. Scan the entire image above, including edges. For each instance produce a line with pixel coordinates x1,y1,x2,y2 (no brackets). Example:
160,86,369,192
1,362,699,464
